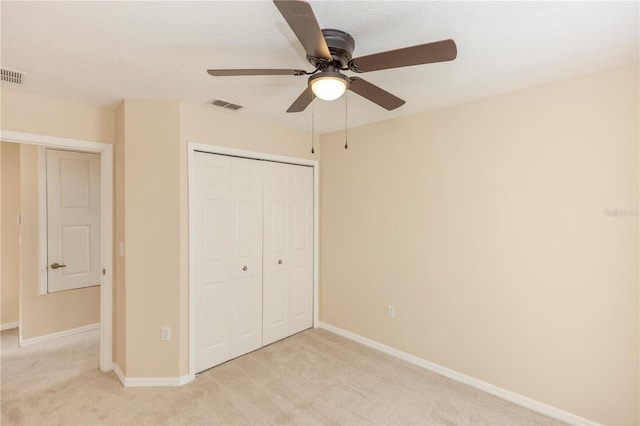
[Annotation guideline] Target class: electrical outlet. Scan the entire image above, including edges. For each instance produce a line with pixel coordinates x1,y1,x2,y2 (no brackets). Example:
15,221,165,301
388,305,395,318
161,326,171,341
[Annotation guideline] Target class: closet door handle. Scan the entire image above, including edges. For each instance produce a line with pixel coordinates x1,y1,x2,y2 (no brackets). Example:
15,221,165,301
242,266,248,271
278,259,283,265
51,262,66,269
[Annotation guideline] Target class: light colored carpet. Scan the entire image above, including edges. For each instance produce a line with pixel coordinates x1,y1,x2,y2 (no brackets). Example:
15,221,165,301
1,327,563,425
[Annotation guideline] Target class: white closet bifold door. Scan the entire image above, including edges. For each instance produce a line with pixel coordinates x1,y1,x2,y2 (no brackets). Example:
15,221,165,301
194,152,312,373
263,162,313,345
228,157,263,359
288,164,314,335
263,162,291,345
194,153,231,373
194,153,263,373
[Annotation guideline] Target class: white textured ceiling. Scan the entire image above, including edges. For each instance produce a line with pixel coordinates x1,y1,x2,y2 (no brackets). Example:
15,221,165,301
1,1,638,134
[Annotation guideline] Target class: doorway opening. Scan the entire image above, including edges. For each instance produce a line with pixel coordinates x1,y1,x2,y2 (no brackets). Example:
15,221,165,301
0,130,113,372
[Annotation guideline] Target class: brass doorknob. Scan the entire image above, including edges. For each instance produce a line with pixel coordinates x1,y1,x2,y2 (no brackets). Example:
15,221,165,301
278,259,283,265
51,262,66,269
242,266,248,271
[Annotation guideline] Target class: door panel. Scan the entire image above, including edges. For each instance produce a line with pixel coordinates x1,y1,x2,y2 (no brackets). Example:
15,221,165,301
263,163,313,342
203,280,227,347
270,201,287,252
46,149,101,293
194,154,231,372
59,225,91,275
263,163,290,345
59,158,91,208
291,266,308,317
289,165,314,334
204,200,226,262
270,271,287,323
234,200,258,258
228,157,263,359
195,154,263,371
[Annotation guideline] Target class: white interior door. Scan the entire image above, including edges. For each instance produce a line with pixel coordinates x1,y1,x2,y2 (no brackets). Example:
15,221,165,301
46,149,101,293
194,153,263,372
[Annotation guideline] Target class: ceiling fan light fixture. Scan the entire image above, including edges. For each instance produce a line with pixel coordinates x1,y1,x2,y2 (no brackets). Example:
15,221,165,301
309,72,349,101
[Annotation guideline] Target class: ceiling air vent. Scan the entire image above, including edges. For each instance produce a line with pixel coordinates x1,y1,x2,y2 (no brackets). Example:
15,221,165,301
210,99,243,111
1,68,24,85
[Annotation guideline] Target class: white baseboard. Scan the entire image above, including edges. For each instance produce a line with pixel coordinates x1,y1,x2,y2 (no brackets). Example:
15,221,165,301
1,322,18,331
318,322,598,426
113,363,126,386
113,363,191,387
19,323,99,347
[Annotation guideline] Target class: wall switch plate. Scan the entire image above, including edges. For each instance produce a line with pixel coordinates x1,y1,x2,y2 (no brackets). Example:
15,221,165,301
161,326,171,341
388,305,395,318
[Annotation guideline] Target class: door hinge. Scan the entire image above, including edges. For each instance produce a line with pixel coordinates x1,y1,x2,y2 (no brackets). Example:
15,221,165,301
103,268,106,276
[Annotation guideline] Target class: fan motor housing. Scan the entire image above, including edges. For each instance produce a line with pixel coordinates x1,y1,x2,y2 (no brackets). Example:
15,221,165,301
309,29,355,69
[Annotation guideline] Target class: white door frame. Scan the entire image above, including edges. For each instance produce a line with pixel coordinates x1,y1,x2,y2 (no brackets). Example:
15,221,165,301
0,130,113,373
188,142,319,382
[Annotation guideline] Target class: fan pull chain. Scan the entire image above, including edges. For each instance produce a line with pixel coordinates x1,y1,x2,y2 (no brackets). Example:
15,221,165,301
344,90,349,150
311,99,315,154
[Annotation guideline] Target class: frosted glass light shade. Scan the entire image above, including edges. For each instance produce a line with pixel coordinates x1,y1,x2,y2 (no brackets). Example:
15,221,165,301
308,72,349,101
311,76,347,101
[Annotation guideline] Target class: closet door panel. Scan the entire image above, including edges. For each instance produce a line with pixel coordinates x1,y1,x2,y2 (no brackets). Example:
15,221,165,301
194,154,231,373
229,158,263,358
289,166,314,334
263,163,291,345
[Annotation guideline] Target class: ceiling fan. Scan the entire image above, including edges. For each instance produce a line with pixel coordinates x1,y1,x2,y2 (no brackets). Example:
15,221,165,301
207,0,457,113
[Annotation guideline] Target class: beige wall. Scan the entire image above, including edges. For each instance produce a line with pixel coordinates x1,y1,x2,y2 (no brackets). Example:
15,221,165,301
117,100,182,377
1,142,21,327
319,64,639,425
1,88,114,143
1,88,114,340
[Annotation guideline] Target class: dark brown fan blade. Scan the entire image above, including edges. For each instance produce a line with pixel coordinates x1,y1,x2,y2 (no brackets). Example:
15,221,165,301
348,77,405,110
207,69,307,77
349,39,457,73
273,0,331,60
287,87,316,113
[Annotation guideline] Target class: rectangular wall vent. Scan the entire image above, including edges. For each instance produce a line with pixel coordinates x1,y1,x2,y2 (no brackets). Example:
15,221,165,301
210,99,243,111
1,68,24,85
